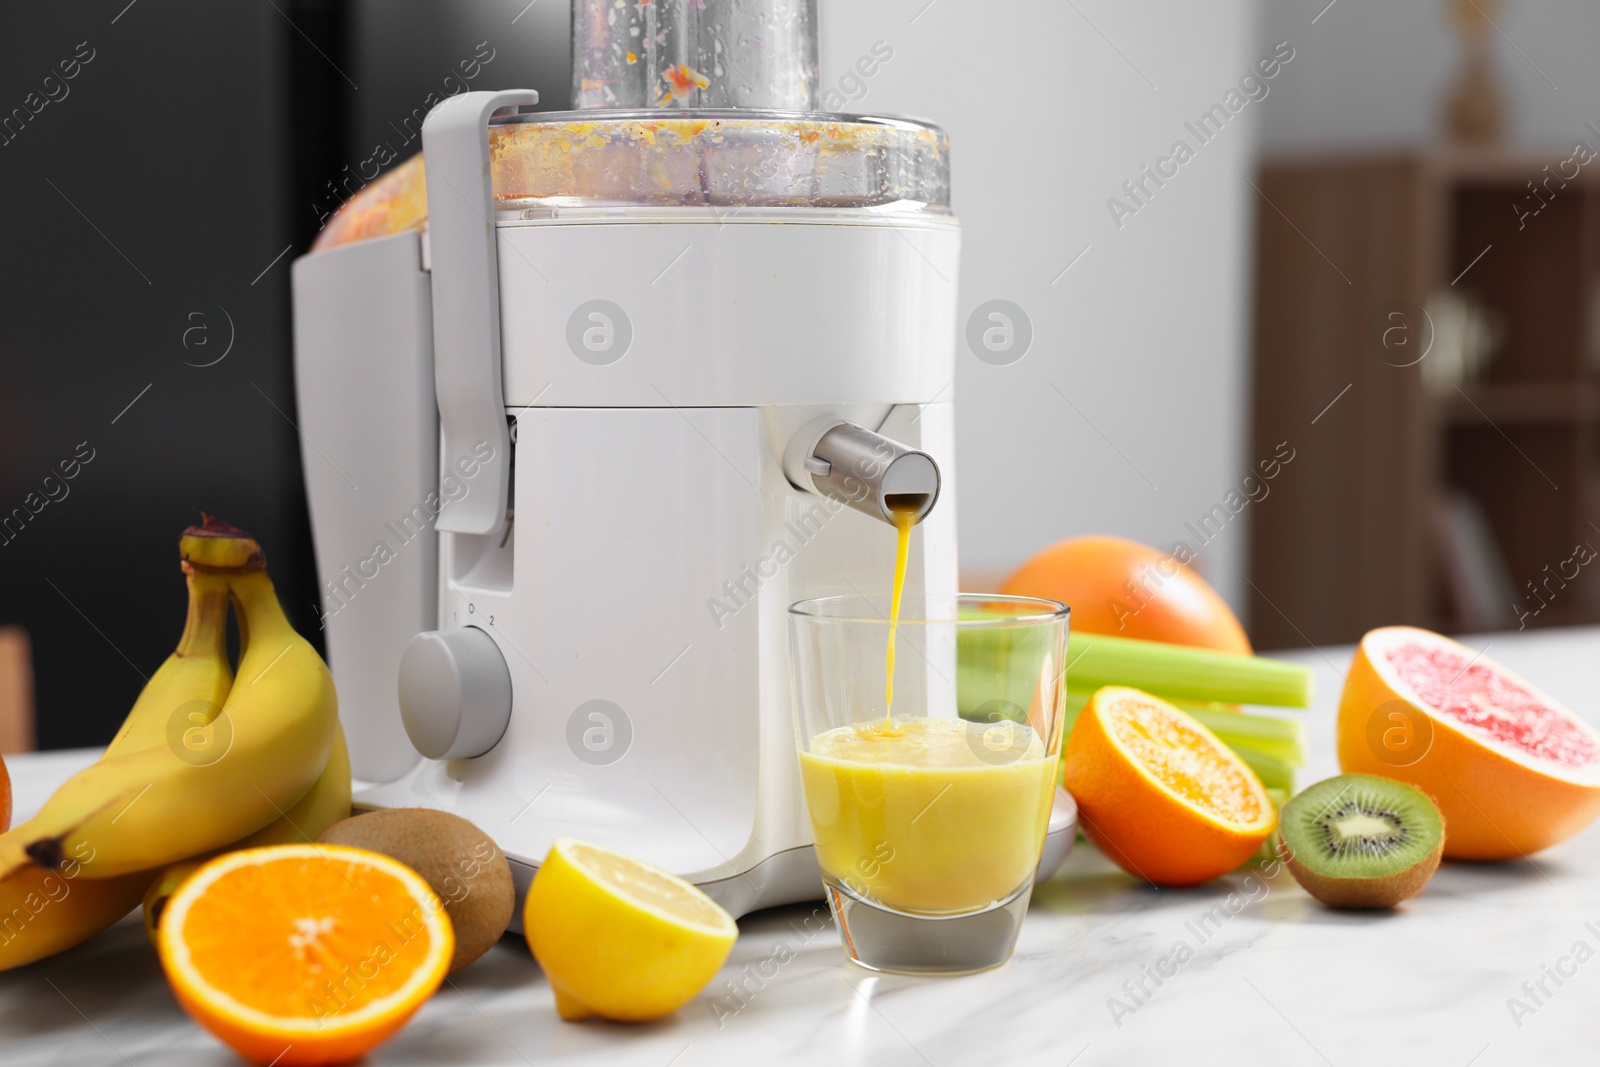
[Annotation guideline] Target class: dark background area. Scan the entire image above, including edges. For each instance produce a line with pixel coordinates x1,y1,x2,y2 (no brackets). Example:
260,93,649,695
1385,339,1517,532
0,0,568,748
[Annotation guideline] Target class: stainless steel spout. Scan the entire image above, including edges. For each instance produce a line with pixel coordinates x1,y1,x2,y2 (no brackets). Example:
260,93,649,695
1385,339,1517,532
785,418,941,525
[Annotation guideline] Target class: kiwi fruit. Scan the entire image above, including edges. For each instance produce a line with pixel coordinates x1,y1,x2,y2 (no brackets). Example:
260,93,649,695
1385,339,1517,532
319,808,514,972
1276,774,1443,909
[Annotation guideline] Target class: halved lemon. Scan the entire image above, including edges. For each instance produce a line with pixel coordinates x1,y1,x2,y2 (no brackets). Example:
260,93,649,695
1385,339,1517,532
524,838,737,1022
158,844,453,1066
1062,686,1276,885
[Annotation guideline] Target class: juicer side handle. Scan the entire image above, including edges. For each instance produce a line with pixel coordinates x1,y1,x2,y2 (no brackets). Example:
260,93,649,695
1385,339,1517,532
420,89,539,536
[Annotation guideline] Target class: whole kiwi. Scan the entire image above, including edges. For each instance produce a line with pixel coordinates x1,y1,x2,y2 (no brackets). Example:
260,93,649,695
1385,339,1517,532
319,808,514,973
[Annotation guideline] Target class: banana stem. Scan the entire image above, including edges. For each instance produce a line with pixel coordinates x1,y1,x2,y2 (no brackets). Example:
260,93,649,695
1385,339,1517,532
179,515,266,571
176,520,274,656
175,572,231,661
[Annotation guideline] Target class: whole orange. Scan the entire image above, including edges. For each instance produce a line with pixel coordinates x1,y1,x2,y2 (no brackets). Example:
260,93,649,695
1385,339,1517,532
1337,627,1600,860
1000,535,1250,654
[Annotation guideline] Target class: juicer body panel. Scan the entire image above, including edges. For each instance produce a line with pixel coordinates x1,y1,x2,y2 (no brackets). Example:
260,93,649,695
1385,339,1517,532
489,211,958,409
353,395,956,919
291,231,436,784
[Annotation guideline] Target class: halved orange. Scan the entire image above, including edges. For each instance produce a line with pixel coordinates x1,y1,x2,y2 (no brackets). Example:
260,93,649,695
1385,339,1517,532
1337,626,1600,859
158,844,453,1066
1062,686,1276,885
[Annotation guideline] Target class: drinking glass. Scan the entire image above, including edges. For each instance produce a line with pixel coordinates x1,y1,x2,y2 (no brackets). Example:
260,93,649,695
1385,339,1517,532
788,593,1069,975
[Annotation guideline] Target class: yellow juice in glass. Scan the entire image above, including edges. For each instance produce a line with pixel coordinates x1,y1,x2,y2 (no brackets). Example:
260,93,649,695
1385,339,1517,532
798,717,1058,914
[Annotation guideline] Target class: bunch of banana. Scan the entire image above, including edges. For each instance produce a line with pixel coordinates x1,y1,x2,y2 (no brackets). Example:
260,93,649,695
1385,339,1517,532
0,518,350,970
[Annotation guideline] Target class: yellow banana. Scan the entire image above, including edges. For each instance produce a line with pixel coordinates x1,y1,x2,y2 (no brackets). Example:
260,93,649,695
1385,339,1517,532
0,528,240,969
106,563,233,757
0,831,153,970
6,523,337,880
0,670,350,970
142,724,351,943
250,720,352,848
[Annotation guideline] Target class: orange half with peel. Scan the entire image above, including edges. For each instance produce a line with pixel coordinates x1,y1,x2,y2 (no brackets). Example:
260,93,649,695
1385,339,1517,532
1062,686,1276,885
158,844,453,1067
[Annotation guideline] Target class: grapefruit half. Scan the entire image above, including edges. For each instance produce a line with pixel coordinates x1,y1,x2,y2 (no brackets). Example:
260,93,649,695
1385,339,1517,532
1337,626,1600,860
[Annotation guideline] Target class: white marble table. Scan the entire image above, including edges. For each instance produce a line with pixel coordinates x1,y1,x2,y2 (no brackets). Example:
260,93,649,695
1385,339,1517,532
7,628,1599,1066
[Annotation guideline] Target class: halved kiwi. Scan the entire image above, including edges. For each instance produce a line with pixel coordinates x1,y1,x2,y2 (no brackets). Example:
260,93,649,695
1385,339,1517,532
1277,774,1443,909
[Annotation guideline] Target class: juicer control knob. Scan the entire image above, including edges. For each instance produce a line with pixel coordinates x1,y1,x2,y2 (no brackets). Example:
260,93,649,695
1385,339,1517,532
398,627,513,760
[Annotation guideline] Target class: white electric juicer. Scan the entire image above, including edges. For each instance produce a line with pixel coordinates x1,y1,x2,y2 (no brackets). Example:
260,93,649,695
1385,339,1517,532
291,0,1073,919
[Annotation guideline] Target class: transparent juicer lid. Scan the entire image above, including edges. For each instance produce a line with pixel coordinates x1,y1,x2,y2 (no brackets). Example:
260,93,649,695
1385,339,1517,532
311,0,948,251
488,109,949,213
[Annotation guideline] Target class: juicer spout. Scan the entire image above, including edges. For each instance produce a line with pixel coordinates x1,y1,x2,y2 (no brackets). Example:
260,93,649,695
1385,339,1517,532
784,418,942,526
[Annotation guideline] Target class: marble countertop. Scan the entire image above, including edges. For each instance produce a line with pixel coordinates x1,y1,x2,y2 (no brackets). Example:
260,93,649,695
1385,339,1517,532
7,628,1600,1066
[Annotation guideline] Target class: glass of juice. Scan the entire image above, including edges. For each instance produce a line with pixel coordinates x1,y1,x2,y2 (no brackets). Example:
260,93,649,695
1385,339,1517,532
788,593,1069,975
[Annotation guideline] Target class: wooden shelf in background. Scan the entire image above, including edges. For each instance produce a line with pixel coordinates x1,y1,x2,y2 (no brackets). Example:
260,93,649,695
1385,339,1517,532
1500,600,1600,631
1434,145,1600,186
1249,150,1600,647
1444,382,1600,425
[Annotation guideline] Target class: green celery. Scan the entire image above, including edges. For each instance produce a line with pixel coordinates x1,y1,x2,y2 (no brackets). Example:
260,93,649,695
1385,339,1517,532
1182,705,1306,753
1064,631,1313,707
1233,746,1296,794
1216,734,1304,766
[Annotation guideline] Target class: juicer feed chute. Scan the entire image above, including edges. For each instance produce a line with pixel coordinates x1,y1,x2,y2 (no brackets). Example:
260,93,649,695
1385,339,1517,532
572,0,818,111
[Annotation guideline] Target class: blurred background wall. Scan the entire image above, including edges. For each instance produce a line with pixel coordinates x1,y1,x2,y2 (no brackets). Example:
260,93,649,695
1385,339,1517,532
820,2,1262,629
4,0,1591,747
1,0,1266,749
1260,0,1599,152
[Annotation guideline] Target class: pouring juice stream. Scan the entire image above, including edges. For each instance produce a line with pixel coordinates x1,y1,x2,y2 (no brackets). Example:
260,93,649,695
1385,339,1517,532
881,498,918,728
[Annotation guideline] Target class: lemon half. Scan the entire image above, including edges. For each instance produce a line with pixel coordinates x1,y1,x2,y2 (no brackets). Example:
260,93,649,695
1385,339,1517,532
524,838,738,1021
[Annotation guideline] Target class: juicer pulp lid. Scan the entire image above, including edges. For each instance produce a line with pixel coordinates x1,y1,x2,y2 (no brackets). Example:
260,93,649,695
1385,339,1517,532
312,109,950,253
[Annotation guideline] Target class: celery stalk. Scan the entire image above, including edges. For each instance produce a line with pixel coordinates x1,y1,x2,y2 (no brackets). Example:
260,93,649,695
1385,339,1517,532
1233,746,1296,794
1215,734,1304,766
1182,706,1306,751
1065,631,1313,707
